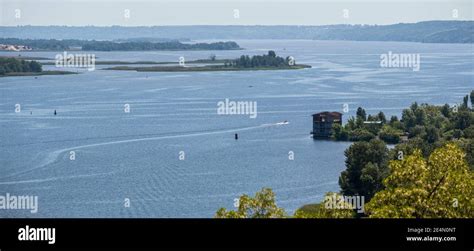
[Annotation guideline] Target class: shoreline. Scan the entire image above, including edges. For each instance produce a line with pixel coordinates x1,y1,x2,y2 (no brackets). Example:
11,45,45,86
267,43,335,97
0,70,78,77
103,64,311,72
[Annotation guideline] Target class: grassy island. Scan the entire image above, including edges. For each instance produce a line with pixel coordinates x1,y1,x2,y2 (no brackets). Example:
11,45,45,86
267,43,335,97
103,51,311,72
0,57,76,77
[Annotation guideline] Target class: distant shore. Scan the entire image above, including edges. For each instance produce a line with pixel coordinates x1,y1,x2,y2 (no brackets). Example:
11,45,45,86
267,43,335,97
0,70,77,77
103,64,311,72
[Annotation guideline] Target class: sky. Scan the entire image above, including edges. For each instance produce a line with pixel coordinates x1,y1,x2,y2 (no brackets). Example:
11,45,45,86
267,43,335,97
0,0,472,26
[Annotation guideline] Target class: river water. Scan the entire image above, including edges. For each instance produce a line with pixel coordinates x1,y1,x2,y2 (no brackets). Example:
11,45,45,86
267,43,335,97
0,39,472,217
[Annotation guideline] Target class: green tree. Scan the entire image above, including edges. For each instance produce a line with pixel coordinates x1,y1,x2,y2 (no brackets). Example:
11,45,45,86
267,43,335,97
390,115,398,124
377,111,387,124
409,125,426,138
462,95,469,109
331,123,349,140
414,107,427,126
294,192,354,218
453,110,473,130
378,125,402,144
366,143,474,218
339,139,389,200
402,108,416,130
348,128,375,141
29,61,42,72
356,107,367,121
441,104,451,118
389,115,404,130
215,188,286,218
470,90,474,108
424,125,440,144
410,102,418,111
457,138,474,170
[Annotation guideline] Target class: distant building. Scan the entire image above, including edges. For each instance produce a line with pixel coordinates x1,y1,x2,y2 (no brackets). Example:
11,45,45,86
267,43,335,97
0,44,32,51
311,111,342,138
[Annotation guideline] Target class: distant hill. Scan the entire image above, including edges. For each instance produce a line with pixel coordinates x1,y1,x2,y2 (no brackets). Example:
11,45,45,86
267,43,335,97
0,21,472,43
312,21,474,43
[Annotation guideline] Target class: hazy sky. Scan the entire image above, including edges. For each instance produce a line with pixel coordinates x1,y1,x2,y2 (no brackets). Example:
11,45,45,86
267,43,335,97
0,0,472,26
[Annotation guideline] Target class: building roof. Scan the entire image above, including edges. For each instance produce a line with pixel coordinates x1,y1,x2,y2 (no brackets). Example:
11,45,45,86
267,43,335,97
363,121,382,124
312,111,342,117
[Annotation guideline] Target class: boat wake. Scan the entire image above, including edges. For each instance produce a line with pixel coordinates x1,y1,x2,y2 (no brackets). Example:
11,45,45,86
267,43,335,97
1,122,283,180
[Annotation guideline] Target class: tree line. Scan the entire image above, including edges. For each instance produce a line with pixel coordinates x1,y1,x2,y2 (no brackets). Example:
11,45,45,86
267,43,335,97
224,50,294,68
0,57,42,75
0,38,240,51
332,92,474,148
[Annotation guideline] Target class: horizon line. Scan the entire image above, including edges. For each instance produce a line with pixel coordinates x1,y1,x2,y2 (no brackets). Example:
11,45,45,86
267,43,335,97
1,20,472,28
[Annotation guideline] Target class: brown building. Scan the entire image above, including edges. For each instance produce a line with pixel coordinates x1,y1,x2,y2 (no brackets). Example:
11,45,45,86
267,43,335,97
311,111,342,138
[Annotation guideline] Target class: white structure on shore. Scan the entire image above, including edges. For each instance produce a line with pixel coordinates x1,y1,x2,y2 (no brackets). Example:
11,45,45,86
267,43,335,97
0,44,32,51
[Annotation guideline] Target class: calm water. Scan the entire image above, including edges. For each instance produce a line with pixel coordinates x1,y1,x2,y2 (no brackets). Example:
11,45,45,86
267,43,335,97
0,40,472,217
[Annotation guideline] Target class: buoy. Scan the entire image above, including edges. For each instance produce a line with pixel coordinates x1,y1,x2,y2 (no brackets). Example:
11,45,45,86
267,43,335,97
235,133,238,140
54,110,57,116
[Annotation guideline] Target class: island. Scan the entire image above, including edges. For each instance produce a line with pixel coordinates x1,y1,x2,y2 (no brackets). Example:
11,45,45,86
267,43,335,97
0,57,76,77
103,51,311,72
0,38,241,51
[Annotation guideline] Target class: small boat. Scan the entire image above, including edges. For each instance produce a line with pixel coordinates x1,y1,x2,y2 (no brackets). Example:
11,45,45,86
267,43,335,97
276,120,289,125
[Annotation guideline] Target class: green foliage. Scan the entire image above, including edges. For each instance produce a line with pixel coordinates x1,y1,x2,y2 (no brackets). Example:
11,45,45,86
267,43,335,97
0,58,42,75
402,108,417,129
83,41,240,51
216,92,474,218
377,111,387,123
339,139,389,200
389,116,404,131
441,104,451,118
232,51,292,68
356,107,367,121
215,188,286,218
0,38,240,51
453,110,473,130
462,95,469,109
348,128,375,141
470,90,474,108
409,125,426,138
0,38,72,50
366,143,474,218
464,125,474,139
457,138,474,171
334,92,473,157
378,125,402,144
331,123,349,141
424,125,440,143
294,192,355,218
